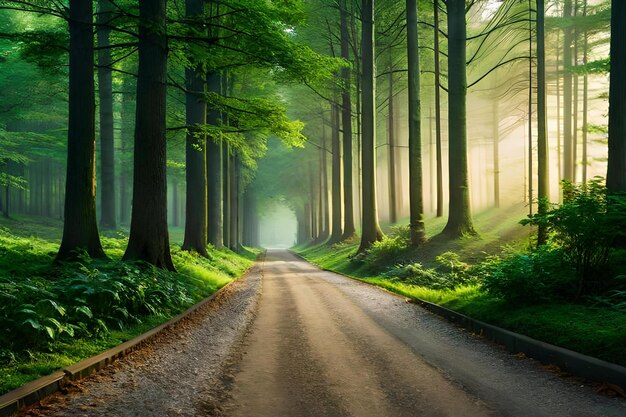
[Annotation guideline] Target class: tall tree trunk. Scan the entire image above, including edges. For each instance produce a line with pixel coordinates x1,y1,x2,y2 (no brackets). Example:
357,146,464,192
493,101,500,208
572,0,579,183
387,54,398,224
607,0,626,192
97,0,116,230
357,0,384,253
562,0,574,182
317,124,330,242
433,0,444,218
556,14,562,196
442,0,476,238
207,72,223,249
528,1,533,216
340,0,356,240
581,0,589,184
537,0,550,245
229,153,238,251
57,0,105,260
407,0,425,245
123,0,174,270
329,103,343,243
182,0,208,256
223,143,231,249
119,80,134,225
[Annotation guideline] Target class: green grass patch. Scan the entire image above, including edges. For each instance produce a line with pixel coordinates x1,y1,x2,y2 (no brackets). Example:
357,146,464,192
0,216,255,395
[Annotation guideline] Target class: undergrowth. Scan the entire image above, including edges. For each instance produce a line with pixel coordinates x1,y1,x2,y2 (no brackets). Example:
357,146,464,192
0,220,255,394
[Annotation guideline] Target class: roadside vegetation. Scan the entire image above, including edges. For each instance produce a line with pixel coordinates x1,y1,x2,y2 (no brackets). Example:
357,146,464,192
0,216,255,395
297,181,626,367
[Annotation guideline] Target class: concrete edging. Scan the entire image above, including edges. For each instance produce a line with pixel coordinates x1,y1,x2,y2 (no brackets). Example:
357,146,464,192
0,261,260,417
290,250,626,391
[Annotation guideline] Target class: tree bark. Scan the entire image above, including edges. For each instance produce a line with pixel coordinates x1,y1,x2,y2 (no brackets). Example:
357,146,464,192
97,0,116,230
329,103,343,243
562,0,574,182
182,0,208,256
206,72,224,249
441,0,476,238
388,53,398,224
357,0,384,253
582,0,589,184
433,0,444,218
123,0,175,270
407,0,425,245
223,142,231,249
57,0,105,261
229,153,238,251
537,0,550,245
607,0,626,192
340,0,356,240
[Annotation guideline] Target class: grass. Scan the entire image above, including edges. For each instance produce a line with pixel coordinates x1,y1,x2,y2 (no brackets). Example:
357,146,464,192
0,215,256,395
295,204,626,367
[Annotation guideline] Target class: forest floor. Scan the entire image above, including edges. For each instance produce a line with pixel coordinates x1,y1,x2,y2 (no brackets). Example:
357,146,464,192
0,215,255,395
295,203,626,368
22,250,626,417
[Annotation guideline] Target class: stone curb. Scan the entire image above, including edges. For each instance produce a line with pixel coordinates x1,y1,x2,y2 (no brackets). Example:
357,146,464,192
0,261,260,417
290,250,626,391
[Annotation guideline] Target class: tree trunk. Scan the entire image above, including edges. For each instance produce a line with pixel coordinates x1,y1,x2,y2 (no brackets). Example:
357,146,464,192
316,124,330,242
340,0,356,240
223,143,231,249
181,0,208,256
434,0,444,218
493,101,500,208
97,0,116,230
123,0,175,270
528,1,533,216
388,54,398,224
229,153,238,251
442,0,476,238
407,0,425,245
357,0,384,253
329,103,343,243
206,72,223,249
562,0,574,182
607,0,626,192
581,0,588,184
57,0,105,261
119,80,134,225
537,0,550,245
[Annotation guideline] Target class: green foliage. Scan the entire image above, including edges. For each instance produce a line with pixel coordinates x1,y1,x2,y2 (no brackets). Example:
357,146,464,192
523,178,626,294
360,225,410,272
481,247,577,304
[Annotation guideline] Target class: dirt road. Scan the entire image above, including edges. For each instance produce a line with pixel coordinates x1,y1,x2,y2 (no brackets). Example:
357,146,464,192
217,250,626,417
30,250,626,417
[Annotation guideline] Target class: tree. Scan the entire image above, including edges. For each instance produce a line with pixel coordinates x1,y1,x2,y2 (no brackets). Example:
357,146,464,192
607,0,626,192
562,0,574,182
123,0,175,270
441,0,475,237
207,72,224,249
182,0,208,256
406,0,425,245
329,102,343,243
433,0,444,218
537,0,549,245
96,0,116,230
57,0,106,261
339,0,356,240
357,0,384,253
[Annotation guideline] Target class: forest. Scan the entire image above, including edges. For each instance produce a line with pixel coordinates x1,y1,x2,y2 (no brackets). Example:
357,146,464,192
0,0,625,414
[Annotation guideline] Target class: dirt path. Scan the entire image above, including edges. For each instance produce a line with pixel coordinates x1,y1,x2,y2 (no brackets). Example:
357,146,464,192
217,250,626,417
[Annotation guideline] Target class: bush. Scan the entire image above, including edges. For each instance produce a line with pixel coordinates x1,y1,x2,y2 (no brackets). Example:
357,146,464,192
384,263,453,290
523,178,626,295
481,246,577,304
361,225,411,272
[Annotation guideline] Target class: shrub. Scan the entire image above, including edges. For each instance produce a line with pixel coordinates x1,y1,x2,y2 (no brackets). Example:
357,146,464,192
384,263,453,290
481,246,577,304
523,178,626,295
361,225,411,272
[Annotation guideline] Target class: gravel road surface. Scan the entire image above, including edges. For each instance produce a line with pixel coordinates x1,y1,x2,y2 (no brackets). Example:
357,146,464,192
23,250,626,416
